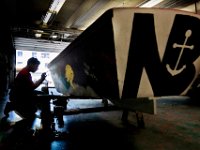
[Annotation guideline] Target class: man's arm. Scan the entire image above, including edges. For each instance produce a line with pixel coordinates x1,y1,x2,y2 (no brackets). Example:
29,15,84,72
33,72,47,89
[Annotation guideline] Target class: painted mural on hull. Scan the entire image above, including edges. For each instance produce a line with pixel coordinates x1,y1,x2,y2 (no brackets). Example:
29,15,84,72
48,8,200,100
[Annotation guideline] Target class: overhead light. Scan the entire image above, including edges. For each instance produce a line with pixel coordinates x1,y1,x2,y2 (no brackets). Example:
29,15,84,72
43,13,52,25
42,0,66,25
34,30,44,38
35,33,42,38
63,33,70,39
140,0,164,8
50,33,58,39
50,0,66,13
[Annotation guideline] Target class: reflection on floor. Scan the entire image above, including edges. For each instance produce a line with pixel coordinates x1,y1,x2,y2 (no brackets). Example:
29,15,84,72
0,95,200,150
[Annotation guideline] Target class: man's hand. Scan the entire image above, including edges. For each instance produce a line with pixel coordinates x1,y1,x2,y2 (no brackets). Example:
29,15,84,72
41,72,47,80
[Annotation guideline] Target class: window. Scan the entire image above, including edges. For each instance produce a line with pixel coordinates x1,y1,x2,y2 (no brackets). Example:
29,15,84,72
17,51,23,57
32,52,37,57
45,63,48,68
41,52,49,58
17,62,23,65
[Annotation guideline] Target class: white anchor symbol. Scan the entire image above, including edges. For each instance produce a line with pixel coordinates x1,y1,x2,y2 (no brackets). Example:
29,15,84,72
166,30,194,76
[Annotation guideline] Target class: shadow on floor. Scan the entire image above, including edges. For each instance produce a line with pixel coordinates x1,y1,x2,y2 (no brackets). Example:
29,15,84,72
0,113,138,150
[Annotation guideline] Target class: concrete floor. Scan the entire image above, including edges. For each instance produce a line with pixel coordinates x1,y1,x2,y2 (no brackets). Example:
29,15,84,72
0,96,200,150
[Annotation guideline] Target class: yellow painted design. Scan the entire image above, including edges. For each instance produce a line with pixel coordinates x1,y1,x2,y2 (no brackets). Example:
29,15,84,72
65,64,75,89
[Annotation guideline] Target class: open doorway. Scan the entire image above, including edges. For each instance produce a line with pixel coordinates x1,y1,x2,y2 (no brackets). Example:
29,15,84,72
16,50,59,90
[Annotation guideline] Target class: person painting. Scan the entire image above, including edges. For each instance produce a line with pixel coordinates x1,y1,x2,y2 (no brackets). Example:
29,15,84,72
4,57,47,127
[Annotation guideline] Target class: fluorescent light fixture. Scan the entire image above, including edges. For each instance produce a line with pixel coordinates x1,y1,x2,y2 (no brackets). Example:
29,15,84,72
35,30,44,38
43,13,52,24
140,0,164,8
51,34,58,39
50,0,66,13
35,33,42,38
42,0,66,25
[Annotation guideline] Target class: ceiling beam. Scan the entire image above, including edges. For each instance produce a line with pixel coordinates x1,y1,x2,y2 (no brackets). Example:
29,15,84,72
14,37,70,53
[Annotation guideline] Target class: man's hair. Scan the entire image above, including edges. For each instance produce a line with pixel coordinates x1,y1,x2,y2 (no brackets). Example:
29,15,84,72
27,57,40,65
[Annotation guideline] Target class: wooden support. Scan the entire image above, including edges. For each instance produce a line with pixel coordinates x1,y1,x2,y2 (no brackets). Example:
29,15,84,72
112,97,156,127
111,97,157,115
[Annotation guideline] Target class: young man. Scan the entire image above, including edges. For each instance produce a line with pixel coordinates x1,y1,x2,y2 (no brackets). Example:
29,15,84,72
4,57,47,124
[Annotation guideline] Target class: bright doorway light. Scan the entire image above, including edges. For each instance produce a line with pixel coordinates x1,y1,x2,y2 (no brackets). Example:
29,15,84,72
16,50,59,88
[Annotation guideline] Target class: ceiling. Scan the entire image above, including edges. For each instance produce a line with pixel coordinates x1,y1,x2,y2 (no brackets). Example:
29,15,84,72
3,0,199,52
